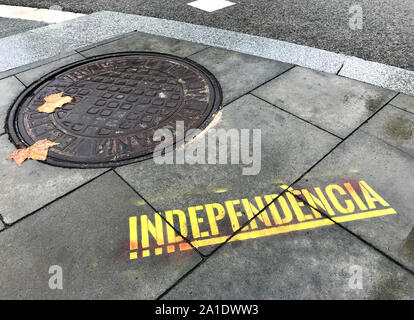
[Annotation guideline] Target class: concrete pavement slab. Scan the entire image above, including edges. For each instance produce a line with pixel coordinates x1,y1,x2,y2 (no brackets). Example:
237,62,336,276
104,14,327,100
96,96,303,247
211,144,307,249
0,171,201,299
72,31,137,53
116,94,340,255
163,213,414,299
290,131,414,270
252,67,396,138
0,76,25,135
15,52,85,86
188,47,293,104
0,135,107,224
391,94,414,114
361,105,414,157
79,31,208,58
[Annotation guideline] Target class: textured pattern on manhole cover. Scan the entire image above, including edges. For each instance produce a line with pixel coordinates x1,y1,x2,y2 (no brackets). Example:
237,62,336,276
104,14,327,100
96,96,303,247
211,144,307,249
7,52,222,168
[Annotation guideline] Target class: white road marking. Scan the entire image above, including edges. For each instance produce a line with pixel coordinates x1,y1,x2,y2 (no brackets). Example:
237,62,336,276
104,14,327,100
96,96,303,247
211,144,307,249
187,0,235,13
0,5,85,23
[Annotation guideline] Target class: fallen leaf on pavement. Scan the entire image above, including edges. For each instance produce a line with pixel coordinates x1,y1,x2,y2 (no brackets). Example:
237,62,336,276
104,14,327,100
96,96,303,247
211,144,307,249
37,92,74,113
6,139,60,166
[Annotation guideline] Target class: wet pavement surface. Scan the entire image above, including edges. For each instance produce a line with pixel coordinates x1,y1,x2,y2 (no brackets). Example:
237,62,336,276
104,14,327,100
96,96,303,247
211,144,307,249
0,31,413,299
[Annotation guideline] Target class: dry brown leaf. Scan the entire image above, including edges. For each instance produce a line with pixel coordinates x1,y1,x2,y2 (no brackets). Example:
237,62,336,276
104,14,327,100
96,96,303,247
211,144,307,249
6,139,60,166
36,92,74,113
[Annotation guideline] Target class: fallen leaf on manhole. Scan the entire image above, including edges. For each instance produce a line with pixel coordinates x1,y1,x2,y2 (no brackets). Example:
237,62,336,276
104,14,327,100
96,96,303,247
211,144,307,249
37,92,74,113
6,139,60,166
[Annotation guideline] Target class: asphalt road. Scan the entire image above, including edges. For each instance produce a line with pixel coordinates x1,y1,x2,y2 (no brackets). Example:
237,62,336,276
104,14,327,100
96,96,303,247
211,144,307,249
0,0,413,70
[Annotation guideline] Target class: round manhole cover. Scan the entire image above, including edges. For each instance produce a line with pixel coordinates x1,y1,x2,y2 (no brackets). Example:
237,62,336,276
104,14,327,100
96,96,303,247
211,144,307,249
7,52,222,168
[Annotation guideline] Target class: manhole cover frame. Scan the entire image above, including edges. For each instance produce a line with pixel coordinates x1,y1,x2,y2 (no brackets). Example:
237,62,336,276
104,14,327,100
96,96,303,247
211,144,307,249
6,52,223,168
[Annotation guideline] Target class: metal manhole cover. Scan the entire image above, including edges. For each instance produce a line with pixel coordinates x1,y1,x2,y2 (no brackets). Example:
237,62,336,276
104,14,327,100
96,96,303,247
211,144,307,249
7,52,222,168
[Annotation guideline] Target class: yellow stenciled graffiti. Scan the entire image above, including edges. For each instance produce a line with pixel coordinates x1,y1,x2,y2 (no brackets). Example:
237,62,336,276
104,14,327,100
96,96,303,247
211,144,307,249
128,180,396,259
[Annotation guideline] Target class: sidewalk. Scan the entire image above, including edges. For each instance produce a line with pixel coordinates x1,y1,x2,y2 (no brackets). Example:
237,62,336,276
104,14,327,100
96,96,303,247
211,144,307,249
0,18,413,299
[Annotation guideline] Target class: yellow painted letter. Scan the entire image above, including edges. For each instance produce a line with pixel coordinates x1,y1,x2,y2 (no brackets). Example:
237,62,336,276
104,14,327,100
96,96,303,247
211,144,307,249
359,181,389,209
225,200,246,231
165,210,188,243
141,214,164,248
326,184,355,214
205,203,225,236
